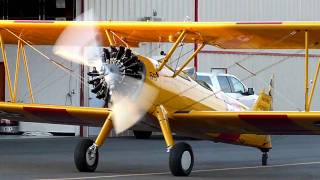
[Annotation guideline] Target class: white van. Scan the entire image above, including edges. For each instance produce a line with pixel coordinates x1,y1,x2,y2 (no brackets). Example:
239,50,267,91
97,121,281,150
196,72,258,108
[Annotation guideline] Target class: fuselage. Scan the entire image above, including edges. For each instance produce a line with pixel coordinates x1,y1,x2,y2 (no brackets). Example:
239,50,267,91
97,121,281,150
132,55,271,149
138,55,248,117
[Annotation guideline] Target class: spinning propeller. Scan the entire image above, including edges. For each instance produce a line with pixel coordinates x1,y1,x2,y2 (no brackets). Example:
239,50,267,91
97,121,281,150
53,21,158,133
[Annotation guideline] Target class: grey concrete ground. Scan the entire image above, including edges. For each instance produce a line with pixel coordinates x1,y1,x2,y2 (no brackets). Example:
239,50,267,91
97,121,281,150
0,135,320,180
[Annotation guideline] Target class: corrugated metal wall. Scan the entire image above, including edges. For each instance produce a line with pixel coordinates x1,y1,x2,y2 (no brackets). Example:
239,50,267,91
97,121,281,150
83,0,195,65
85,0,320,22
199,0,320,21
84,0,194,21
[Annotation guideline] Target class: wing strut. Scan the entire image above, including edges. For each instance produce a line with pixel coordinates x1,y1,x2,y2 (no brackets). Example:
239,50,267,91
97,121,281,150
0,32,34,103
305,30,309,111
105,29,116,46
21,43,35,103
157,30,187,72
308,59,320,110
105,29,130,48
172,43,205,78
13,40,22,102
303,31,320,112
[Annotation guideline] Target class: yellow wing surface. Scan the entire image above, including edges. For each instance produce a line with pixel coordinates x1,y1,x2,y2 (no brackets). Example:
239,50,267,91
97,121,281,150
0,102,110,127
1,20,320,48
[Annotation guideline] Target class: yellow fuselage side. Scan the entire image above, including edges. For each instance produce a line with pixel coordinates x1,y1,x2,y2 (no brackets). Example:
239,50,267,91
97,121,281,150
137,56,271,149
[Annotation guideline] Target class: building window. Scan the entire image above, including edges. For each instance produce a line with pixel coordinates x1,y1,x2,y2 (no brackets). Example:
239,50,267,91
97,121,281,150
211,68,227,75
44,0,76,20
0,0,6,20
7,0,40,20
1,0,76,20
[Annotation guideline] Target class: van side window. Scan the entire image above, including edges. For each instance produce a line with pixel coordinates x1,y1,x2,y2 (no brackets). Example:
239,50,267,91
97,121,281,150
228,77,245,93
217,76,232,93
196,75,213,86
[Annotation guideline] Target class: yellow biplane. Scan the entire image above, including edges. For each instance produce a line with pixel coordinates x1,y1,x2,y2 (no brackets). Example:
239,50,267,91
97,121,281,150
0,20,320,176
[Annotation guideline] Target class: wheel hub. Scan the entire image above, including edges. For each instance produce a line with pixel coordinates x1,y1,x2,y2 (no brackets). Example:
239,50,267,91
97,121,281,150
181,151,192,171
86,144,97,166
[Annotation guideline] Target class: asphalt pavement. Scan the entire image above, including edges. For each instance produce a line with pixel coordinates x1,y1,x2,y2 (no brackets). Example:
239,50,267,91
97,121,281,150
0,135,320,180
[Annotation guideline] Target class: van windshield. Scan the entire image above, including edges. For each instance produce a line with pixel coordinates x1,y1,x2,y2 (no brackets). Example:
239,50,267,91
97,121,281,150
196,75,213,86
195,75,213,91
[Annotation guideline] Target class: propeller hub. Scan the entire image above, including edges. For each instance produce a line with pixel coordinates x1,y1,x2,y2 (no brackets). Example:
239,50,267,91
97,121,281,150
88,46,145,107
105,63,120,74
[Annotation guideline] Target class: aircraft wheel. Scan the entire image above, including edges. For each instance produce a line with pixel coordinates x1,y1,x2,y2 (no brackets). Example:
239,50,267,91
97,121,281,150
133,130,152,139
169,142,194,176
74,139,99,172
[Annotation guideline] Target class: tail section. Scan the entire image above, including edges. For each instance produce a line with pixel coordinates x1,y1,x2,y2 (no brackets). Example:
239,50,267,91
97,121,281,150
252,91,272,111
252,75,274,111
214,75,275,150
241,75,274,150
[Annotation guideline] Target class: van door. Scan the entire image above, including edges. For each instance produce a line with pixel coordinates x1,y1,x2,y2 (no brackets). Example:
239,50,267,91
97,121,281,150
216,76,232,93
227,76,257,107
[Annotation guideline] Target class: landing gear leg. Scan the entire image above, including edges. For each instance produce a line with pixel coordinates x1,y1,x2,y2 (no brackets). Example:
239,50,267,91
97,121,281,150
260,148,269,166
74,114,113,172
155,105,194,176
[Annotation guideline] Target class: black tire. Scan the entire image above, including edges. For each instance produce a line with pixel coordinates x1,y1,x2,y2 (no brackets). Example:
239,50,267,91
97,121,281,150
133,130,152,139
169,142,194,176
74,139,99,172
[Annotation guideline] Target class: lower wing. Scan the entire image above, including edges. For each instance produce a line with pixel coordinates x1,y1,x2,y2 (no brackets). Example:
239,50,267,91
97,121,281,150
172,111,320,135
0,102,110,127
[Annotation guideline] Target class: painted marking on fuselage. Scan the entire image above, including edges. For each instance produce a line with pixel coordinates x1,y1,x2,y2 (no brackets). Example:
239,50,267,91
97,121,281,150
149,71,159,81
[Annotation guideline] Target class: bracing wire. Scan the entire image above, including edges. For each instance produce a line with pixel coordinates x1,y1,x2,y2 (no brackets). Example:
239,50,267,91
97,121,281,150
174,43,185,72
164,30,311,111
177,46,316,111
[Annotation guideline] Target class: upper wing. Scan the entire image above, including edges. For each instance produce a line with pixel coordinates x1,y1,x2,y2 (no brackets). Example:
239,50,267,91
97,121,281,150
0,102,110,127
1,20,320,49
172,111,320,135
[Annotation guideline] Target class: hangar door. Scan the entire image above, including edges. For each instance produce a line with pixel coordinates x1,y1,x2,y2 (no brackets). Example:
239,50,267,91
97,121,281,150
0,62,4,101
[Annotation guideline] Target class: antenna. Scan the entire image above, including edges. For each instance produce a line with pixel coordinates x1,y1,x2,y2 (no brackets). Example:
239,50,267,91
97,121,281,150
153,9,157,17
